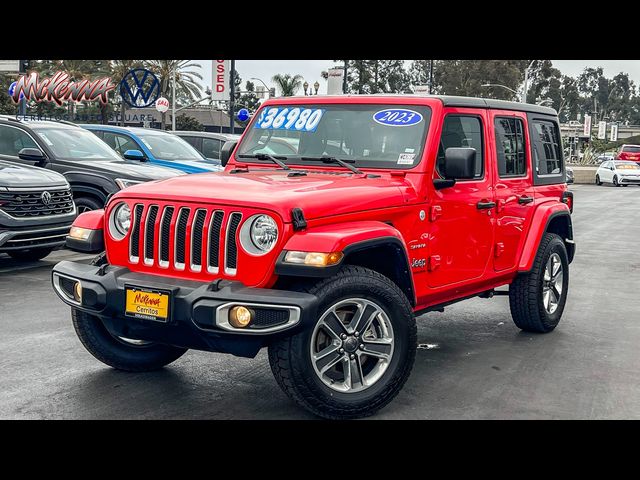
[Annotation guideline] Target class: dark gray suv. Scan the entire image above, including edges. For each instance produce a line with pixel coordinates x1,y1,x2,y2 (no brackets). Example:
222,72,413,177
0,159,75,261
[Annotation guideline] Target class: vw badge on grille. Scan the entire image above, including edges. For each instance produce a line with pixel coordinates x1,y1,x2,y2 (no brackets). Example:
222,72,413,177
41,191,52,205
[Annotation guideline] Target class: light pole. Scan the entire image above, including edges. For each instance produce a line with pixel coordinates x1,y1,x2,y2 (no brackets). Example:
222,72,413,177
481,83,519,100
250,77,271,99
171,65,176,131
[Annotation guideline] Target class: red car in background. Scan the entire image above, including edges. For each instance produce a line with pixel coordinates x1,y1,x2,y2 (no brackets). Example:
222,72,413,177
616,144,640,164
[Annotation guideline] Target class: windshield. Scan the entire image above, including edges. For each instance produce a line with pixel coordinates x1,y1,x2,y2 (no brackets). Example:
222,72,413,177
622,146,640,153
236,104,432,169
138,133,206,161
34,128,123,161
615,161,640,169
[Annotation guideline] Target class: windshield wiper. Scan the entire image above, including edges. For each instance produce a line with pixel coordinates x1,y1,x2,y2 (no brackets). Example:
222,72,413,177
238,153,290,170
301,156,363,175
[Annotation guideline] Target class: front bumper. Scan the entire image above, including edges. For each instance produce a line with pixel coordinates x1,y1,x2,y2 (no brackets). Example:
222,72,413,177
51,261,318,358
620,177,640,184
0,223,72,251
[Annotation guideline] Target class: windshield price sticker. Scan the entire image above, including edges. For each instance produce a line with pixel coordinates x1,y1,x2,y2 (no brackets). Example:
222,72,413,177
373,108,423,127
255,107,325,132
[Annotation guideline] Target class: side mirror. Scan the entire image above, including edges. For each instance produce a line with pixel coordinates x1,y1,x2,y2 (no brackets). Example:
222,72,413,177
123,149,146,161
220,140,238,167
18,147,47,164
443,147,476,179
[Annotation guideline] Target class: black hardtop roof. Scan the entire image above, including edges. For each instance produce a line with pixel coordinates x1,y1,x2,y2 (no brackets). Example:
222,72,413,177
435,95,557,116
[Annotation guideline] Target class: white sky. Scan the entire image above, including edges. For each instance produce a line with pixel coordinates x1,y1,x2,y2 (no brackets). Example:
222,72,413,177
195,60,640,95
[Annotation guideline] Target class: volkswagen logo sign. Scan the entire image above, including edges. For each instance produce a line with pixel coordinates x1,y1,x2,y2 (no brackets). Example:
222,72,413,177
41,191,52,205
120,69,161,108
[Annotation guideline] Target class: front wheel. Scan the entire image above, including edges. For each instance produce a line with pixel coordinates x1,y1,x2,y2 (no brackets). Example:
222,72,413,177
71,308,187,371
268,266,416,419
613,175,620,187
509,233,569,333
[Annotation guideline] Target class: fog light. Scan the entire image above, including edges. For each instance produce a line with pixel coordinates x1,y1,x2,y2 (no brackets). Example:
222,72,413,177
69,227,91,240
284,251,344,267
229,306,253,328
73,281,82,303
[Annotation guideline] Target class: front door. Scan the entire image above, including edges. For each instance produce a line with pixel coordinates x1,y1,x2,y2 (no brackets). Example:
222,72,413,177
427,108,495,288
490,111,536,272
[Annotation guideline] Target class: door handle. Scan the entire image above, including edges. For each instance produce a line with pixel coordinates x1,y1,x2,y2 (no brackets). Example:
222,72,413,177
518,195,534,205
476,201,496,210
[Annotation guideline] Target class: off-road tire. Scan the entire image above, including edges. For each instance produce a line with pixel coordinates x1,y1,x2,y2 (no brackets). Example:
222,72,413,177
71,308,187,372
8,247,54,261
509,232,569,333
268,265,417,419
595,174,602,185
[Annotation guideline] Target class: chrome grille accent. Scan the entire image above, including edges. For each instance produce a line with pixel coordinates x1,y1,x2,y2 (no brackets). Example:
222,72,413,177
158,206,174,268
224,212,242,276
129,204,144,263
174,208,190,270
143,205,159,266
126,205,252,278
190,209,207,272
0,187,74,218
207,210,224,274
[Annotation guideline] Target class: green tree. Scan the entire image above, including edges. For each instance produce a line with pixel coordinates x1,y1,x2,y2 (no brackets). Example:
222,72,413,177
175,113,204,131
408,60,433,91
144,60,203,129
271,73,303,96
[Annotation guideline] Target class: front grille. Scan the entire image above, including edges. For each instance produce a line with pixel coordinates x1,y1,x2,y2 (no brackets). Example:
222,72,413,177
0,188,74,218
128,204,250,277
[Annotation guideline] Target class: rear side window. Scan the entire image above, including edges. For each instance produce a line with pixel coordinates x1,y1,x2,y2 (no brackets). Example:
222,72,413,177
531,120,562,175
495,117,526,177
0,125,40,157
623,146,640,153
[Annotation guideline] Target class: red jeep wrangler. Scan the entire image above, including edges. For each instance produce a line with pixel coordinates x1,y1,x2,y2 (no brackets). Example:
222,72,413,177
52,95,575,419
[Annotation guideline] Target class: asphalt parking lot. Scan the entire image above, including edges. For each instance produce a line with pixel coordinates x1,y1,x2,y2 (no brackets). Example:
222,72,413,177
1,183,640,419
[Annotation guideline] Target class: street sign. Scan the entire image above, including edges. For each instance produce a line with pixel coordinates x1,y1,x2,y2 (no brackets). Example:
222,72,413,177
0,60,20,73
155,97,169,113
413,85,430,95
610,123,618,142
597,121,607,140
583,114,592,138
327,68,344,95
211,60,231,102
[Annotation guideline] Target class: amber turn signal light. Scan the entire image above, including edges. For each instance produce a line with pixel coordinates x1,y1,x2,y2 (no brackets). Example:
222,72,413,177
69,226,91,240
73,281,82,303
229,306,253,328
283,251,344,267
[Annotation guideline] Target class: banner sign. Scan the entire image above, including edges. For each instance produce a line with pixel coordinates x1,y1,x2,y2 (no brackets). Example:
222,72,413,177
583,114,591,138
211,60,231,101
610,123,618,142
327,68,344,95
597,121,606,140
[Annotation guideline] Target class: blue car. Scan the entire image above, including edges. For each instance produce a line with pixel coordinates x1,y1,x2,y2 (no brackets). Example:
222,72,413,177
80,125,223,174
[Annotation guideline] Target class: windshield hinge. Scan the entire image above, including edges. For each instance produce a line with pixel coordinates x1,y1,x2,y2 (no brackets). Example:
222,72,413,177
291,208,307,231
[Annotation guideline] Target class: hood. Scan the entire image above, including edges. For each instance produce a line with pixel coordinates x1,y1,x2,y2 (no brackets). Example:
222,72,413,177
65,158,182,180
0,160,68,188
119,169,408,221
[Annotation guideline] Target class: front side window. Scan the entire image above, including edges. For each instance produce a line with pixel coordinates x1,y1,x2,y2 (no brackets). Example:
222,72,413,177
531,120,562,175
495,117,527,177
0,125,40,157
436,115,484,179
236,104,432,169
33,128,122,161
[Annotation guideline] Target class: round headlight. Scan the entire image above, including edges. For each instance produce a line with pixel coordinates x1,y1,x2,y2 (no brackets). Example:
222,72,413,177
239,214,278,255
109,202,131,240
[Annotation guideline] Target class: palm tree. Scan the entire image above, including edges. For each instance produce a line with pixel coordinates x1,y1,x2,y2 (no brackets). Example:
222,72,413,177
109,60,145,125
144,60,203,129
271,74,303,97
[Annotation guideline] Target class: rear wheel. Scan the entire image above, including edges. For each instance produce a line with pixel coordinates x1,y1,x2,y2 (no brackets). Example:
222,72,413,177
509,233,569,333
8,247,54,262
268,266,416,419
595,174,602,185
74,196,102,214
71,308,187,371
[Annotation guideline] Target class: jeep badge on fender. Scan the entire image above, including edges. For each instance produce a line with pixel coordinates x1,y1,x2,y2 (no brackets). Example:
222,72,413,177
52,95,574,419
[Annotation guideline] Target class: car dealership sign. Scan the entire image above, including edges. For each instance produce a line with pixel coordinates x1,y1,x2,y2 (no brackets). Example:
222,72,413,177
211,60,230,101
11,71,115,105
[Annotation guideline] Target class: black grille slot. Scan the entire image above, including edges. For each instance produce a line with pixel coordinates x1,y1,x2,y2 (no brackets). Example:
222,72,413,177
129,204,144,261
250,308,290,329
208,210,224,271
225,212,242,273
159,206,174,265
191,209,206,268
0,189,74,217
144,205,159,263
175,208,190,267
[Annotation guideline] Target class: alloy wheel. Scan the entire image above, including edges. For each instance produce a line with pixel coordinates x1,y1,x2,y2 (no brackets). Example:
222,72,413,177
542,253,563,314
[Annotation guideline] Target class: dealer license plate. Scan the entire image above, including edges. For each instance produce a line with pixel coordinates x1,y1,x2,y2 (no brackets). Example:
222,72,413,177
125,285,170,322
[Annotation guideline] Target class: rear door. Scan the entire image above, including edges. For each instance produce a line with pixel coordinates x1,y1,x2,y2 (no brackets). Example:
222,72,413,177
427,108,495,288
490,111,536,272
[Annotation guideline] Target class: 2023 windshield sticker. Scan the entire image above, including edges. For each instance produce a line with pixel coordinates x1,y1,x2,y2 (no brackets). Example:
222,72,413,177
254,107,325,132
373,108,423,127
